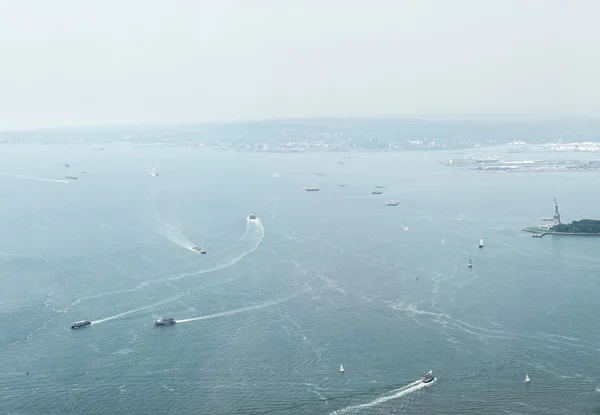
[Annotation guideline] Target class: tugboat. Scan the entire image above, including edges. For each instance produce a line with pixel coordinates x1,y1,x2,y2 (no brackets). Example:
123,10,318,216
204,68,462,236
71,320,92,329
192,247,207,254
386,200,400,206
304,187,320,192
248,213,257,220
155,317,176,326
421,370,435,383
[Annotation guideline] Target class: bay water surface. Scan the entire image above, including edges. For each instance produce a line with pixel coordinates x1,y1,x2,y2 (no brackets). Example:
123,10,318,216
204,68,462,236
1,144,599,414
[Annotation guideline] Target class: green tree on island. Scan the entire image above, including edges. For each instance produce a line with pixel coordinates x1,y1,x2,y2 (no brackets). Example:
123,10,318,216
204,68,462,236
554,219,600,233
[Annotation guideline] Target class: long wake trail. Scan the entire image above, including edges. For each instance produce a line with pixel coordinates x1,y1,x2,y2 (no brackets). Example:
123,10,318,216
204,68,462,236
175,290,300,324
167,218,265,281
91,295,183,325
330,379,434,414
1,173,69,183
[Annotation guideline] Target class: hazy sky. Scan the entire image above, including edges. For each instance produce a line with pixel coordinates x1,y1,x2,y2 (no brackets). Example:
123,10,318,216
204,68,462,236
1,0,599,129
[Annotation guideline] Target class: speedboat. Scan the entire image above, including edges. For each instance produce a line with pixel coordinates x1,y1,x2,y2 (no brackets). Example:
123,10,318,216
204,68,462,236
421,370,434,383
192,247,207,254
155,317,176,326
248,213,257,220
386,200,399,206
151,171,159,177
71,320,91,329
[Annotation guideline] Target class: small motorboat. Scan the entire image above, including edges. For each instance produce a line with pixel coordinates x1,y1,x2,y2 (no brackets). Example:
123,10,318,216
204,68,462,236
372,190,383,195
192,247,207,254
421,370,434,383
71,320,92,329
248,213,257,220
479,238,484,248
155,317,176,326
151,171,159,177
386,200,400,206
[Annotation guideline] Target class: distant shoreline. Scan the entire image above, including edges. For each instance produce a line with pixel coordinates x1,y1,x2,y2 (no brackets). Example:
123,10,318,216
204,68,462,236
521,227,600,236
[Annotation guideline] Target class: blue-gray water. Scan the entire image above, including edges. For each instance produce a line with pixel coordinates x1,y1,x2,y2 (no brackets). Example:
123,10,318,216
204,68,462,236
1,144,600,414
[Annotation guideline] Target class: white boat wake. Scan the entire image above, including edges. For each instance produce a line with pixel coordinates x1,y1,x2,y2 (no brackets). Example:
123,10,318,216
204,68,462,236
167,218,265,281
330,379,434,414
175,290,301,324
156,219,197,251
3,173,69,183
145,160,159,176
91,295,184,325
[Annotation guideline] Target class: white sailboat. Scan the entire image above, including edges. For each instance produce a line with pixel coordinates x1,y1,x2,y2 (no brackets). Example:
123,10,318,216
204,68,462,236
479,238,484,248
468,255,472,268
524,374,530,383
339,364,345,373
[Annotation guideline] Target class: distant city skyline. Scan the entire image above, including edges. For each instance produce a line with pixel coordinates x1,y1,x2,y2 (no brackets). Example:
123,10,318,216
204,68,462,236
1,0,600,130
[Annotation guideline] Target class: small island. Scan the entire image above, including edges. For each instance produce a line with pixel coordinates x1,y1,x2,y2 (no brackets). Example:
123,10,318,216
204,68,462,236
522,199,600,236
553,220,600,234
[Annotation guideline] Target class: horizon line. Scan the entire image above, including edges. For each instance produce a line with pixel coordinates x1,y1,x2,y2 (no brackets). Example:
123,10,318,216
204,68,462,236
1,114,600,134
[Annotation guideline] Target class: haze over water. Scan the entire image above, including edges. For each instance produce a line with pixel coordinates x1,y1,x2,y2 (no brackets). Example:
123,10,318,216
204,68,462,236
1,144,600,414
